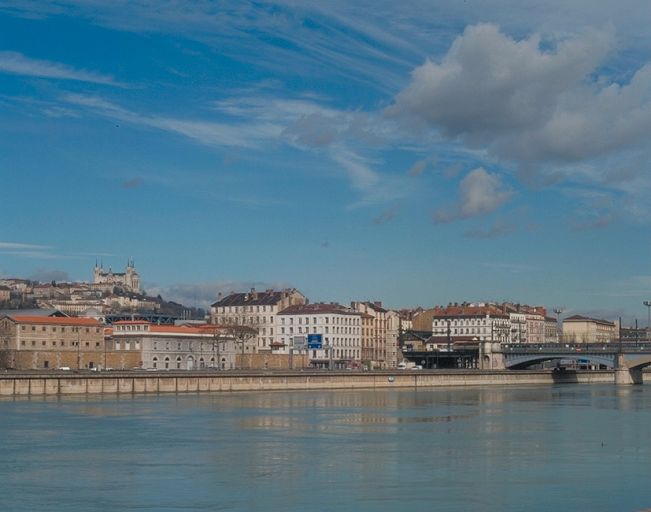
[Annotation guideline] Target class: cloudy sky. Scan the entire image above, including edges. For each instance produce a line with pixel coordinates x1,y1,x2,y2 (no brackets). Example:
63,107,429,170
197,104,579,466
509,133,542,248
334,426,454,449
1,1,650,322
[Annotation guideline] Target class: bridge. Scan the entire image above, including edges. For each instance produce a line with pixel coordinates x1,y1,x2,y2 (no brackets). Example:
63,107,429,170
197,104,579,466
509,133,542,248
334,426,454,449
486,342,651,385
402,340,651,385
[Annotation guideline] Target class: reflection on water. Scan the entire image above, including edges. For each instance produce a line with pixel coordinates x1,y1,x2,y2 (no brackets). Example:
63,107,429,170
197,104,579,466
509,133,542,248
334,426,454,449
1,385,651,512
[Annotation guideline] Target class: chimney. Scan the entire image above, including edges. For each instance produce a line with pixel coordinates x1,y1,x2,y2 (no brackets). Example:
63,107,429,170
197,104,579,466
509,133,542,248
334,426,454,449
374,301,382,308
217,292,223,301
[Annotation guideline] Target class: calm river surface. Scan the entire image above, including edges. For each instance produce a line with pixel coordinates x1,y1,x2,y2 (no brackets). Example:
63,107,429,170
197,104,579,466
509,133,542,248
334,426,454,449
1,384,650,512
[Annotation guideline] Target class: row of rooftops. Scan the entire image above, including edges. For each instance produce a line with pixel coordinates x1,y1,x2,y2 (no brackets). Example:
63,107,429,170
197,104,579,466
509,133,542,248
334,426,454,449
212,288,302,307
277,303,360,316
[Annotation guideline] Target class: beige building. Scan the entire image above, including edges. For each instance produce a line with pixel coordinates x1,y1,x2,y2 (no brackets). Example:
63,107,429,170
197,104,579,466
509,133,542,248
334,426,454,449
210,288,307,352
411,308,437,332
385,310,401,369
562,315,617,343
351,301,388,369
0,314,113,370
545,316,560,343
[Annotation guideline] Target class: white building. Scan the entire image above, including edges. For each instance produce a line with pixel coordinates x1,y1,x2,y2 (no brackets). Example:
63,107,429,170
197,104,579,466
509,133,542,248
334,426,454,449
210,288,307,353
431,304,511,344
276,303,362,369
111,321,237,370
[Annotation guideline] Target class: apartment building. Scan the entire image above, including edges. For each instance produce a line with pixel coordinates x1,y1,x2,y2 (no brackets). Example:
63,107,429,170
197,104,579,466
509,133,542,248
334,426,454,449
351,301,388,369
210,288,307,352
430,304,511,343
276,303,361,369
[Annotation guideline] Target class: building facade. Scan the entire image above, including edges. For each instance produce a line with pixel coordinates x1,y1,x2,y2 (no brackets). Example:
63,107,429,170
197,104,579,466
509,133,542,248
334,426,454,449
385,310,401,369
0,314,108,370
276,303,361,369
562,315,617,343
210,288,307,353
430,304,511,343
111,321,237,370
351,301,388,369
545,316,560,343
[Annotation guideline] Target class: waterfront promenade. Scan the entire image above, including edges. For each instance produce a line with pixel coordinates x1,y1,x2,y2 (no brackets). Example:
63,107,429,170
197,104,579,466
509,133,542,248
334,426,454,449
0,369,614,397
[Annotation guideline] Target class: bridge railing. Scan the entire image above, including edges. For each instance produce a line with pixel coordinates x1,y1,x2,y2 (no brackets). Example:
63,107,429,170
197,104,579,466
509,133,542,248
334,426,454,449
501,342,651,353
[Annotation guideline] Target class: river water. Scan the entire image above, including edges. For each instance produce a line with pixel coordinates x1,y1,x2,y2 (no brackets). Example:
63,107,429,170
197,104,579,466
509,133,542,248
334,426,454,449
1,384,650,512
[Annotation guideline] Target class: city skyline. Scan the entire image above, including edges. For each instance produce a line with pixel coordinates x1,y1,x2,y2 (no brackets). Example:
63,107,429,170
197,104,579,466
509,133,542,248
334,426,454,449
1,1,651,321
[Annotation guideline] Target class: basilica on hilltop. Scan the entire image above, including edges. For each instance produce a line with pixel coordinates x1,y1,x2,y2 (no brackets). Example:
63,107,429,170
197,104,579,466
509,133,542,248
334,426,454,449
93,259,141,293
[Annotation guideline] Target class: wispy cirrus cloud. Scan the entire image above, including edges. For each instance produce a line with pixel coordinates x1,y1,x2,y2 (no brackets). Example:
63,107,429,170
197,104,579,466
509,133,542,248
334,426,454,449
63,93,408,205
0,51,123,86
63,93,281,149
0,242,49,250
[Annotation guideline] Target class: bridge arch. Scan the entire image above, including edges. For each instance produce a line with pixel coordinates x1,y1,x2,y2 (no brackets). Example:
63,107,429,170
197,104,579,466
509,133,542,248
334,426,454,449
622,355,651,371
505,353,615,370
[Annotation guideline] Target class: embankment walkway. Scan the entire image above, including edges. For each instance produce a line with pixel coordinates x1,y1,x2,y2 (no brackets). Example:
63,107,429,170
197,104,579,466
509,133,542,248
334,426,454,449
0,369,615,396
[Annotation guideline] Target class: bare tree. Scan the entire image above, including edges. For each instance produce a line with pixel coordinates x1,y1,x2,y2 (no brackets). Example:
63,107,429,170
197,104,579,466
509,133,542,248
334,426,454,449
224,325,257,369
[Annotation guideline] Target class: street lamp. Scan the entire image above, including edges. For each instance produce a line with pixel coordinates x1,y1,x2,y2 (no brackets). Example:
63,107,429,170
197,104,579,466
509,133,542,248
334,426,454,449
643,301,651,341
554,308,563,344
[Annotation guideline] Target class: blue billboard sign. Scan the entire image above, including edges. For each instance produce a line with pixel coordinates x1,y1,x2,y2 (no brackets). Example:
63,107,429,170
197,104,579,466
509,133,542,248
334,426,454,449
307,334,323,349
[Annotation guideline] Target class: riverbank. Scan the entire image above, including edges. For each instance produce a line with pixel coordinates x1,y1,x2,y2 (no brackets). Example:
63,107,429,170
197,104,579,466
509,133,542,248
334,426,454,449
0,369,616,396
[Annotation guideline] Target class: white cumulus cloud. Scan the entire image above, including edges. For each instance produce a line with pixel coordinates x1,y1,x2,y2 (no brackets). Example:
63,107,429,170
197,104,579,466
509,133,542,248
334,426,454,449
389,24,651,171
433,168,513,223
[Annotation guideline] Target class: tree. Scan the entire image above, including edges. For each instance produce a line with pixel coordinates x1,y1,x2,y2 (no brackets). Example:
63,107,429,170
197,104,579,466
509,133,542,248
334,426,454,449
224,325,257,369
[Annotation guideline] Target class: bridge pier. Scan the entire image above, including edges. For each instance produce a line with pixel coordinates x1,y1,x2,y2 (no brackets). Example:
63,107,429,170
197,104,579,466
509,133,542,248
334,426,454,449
615,354,643,385
479,341,505,370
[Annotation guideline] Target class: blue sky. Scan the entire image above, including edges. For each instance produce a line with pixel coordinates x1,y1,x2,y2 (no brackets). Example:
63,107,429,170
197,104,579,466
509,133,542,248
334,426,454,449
1,1,650,323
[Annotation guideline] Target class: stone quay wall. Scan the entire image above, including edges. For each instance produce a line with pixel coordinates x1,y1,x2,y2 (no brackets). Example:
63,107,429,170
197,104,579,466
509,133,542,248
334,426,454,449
0,369,614,397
